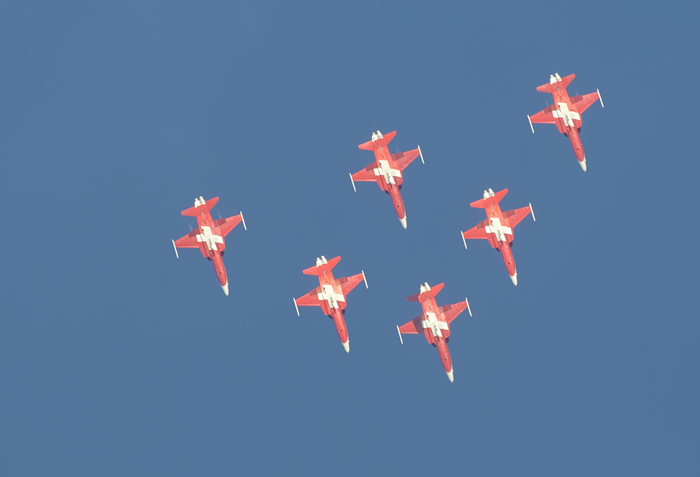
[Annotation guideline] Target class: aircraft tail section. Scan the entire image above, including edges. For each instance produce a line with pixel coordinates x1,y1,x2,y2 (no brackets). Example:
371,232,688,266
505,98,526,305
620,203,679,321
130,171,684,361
536,73,575,93
302,255,341,275
181,196,220,216
470,189,508,208
406,282,445,302
358,130,397,150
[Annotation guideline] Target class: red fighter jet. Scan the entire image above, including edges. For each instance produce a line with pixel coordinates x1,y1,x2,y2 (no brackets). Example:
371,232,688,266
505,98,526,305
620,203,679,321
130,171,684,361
461,188,535,286
293,256,368,353
397,282,472,383
172,196,246,296
349,130,424,229
527,73,604,172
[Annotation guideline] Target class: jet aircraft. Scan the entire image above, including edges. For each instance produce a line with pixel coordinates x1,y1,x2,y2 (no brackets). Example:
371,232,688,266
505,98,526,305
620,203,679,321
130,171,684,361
528,73,604,172
349,130,424,228
461,188,535,286
293,256,368,353
172,196,246,296
397,282,472,382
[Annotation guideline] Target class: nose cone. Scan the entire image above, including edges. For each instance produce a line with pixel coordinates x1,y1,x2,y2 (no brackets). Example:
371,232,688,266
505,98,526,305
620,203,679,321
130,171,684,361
342,339,350,353
580,157,587,172
510,273,518,286
446,368,454,383
222,282,229,296
399,216,407,229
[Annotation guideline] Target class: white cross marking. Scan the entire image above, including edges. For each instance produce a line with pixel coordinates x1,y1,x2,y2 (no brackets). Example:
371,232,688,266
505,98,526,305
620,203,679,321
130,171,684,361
317,284,345,309
421,312,449,338
373,160,401,185
196,226,224,251
552,102,580,128
484,218,512,243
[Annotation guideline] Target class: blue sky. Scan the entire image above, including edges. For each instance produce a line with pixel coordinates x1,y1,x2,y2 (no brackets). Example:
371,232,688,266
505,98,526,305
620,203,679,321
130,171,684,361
1,1,698,475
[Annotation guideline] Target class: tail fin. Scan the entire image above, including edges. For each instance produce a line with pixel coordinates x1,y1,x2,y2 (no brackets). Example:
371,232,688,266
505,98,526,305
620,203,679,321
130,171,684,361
302,255,342,275
470,189,508,208
406,282,445,302
358,130,397,150
181,196,219,216
536,73,575,93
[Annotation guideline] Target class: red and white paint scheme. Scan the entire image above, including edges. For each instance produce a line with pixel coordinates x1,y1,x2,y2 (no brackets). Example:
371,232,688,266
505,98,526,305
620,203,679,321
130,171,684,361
293,255,368,353
528,73,604,172
397,282,472,383
461,188,535,286
172,196,246,296
349,130,424,229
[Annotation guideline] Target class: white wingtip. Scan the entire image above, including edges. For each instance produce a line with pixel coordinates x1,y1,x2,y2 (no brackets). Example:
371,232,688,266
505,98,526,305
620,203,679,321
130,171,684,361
293,298,300,316
461,231,467,250
446,368,454,383
529,203,536,222
222,282,229,296
418,145,425,164
362,270,368,289
466,297,472,317
397,325,404,345
527,115,535,134
597,88,604,108
400,216,407,229
240,211,247,230
342,340,350,353
172,239,179,259
349,173,356,192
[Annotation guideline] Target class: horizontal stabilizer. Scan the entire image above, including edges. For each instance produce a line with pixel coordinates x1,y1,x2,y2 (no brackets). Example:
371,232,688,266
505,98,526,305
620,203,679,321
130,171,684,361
302,255,341,275
181,197,220,216
536,73,575,93
470,189,508,208
358,130,397,150
406,282,444,302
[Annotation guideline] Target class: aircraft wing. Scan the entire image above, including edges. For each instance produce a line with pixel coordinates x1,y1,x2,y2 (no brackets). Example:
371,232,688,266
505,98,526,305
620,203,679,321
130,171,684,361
391,148,420,171
530,104,566,133
351,164,378,182
295,287,322,307
439,301,469,325
338,272,366,296
463,220,497,248
571,92,600,114
398,315,423,334
174,229,200,248
463,219,490,240
214,214,243,237
504,205,533,228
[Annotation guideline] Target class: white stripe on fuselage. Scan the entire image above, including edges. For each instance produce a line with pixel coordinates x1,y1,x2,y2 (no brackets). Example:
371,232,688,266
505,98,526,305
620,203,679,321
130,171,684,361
552,102,580,128
373,160,401,185
484,217,512,243
421,312,449,338
317,284,345,309
196,226,224,251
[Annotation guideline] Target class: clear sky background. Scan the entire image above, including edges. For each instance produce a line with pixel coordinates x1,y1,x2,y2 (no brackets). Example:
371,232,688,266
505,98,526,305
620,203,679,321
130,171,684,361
1,1,698,475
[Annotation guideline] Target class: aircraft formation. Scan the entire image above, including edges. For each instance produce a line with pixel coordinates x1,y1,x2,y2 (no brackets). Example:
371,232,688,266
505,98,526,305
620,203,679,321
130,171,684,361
173,72,603,382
